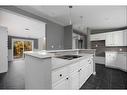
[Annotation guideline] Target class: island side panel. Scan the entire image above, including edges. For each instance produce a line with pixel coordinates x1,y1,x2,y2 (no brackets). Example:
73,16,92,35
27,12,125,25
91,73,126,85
25,55,52,89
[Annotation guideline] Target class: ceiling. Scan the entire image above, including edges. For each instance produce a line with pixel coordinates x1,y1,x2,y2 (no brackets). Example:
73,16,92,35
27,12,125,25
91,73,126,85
17,6,127,33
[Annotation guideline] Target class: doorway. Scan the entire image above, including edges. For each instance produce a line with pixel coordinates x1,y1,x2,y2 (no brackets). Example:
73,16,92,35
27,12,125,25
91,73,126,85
12,39,34,60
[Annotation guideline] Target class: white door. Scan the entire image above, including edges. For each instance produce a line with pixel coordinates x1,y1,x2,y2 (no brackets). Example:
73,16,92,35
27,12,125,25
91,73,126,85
69,71,79,90
116,53,127,71
0,27,8,73
52,77,69,90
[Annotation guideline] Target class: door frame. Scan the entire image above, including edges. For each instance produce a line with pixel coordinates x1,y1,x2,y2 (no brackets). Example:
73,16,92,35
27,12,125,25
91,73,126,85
12,38,34,60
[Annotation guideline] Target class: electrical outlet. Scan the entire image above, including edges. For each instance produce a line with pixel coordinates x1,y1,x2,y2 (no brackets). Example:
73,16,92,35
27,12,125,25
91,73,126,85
120,48,122,51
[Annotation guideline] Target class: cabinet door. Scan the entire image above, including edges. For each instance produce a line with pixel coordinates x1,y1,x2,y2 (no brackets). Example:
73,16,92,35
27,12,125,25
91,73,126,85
52,77,69,90
79,66,88,87
106,52,117,67
106,33,113,46
90,33,106,41
87,59,93,77
69,71,79,90
113,31,124,46
123,30,127,46
116,53,127,71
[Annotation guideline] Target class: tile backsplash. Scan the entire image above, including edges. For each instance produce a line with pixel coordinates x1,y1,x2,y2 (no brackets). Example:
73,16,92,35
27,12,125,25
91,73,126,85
91,40,127,57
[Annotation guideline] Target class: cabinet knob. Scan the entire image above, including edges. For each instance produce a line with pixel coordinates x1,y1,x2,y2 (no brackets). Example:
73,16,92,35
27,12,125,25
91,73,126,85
59,74,62,77
78,69,81,72
66,77,69,80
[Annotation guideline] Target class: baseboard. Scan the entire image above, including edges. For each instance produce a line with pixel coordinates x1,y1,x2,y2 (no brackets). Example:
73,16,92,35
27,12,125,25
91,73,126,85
105,65,127,72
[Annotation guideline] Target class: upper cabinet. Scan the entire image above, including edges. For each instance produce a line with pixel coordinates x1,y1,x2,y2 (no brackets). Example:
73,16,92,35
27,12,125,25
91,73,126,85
90,33,106,41
123,30,127,46
106,30,126,46
0,10,46,39
90,30,127,46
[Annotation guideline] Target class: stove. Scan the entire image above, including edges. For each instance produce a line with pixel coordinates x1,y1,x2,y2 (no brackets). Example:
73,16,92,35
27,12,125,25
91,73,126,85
56,55,82,60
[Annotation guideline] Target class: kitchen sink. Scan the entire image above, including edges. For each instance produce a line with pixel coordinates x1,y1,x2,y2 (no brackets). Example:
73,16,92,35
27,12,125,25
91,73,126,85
56,55,82,60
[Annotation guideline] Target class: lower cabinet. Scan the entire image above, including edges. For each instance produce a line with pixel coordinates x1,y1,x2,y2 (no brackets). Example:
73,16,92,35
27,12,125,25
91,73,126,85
69,71,79,90
52,56,93,90
115,53,127,71
52,77,69,90
106,52,127,71
79,66,88,87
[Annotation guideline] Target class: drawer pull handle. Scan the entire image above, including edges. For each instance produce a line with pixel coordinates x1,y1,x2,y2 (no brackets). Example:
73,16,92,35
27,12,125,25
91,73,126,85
59,74,62,77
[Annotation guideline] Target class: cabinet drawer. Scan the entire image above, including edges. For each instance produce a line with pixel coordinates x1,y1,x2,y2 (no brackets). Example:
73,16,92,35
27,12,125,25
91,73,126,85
52,67,68,83
80,58,89,67
69,62,79,73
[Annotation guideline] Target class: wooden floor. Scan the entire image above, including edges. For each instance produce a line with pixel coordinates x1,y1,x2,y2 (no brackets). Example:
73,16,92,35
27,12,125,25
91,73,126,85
0,60,127,89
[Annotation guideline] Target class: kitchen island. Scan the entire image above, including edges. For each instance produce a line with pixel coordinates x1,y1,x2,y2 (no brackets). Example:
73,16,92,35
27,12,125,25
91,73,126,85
24,49,96,89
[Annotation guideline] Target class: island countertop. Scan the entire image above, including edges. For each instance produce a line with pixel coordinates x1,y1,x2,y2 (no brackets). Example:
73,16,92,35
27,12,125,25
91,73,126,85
24,49,96,59
51,53,94,70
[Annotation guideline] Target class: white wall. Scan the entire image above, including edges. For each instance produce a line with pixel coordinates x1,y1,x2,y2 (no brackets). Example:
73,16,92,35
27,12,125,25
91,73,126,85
0,10,46,38
0,26,8,73
0,10,46,61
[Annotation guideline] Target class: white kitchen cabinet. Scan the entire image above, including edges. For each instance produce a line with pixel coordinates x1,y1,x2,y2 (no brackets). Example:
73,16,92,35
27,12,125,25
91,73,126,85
106,31,126,46
106,52,127,72
52,66,68,84
79,58,93,87
52,77,69,90
123,30,127,46
90,33,106,41
79,66,88,87
52,56,94,89
0,26,8,73
105,32,113,46
115,53,127,71
88,58,93,77
69,71,79,90
114,31,124,46
105,52,117,67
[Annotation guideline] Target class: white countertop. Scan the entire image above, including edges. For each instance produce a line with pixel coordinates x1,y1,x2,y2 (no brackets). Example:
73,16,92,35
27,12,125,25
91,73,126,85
24,50,95,70
24,49,96,59
52,54,93,70
105,51,127,54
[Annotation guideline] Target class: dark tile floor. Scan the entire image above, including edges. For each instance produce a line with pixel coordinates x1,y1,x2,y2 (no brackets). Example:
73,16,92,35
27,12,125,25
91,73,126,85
80,63,127,89
0,61,127,89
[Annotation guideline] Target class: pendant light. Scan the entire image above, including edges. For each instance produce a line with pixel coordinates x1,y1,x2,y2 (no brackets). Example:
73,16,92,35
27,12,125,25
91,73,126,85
68,6,73,25
80,16,84,31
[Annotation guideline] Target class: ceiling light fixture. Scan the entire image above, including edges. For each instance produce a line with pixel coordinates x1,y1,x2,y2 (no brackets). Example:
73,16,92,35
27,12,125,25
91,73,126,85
68,6,73,25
